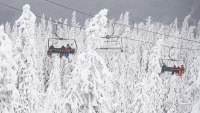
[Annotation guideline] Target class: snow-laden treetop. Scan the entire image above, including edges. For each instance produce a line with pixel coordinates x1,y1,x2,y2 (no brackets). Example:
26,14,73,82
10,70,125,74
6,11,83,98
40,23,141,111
16,4,36,37
86,9,108,50
0,25,12,53
0,25,4,33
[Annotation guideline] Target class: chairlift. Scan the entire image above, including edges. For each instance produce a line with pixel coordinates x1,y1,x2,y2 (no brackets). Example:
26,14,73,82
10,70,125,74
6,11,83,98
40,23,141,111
162,46,181,61
95,22,123,53
47,22,78,57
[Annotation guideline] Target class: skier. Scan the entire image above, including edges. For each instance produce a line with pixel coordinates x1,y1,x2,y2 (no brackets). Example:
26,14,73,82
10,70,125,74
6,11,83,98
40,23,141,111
179,65,184,76
161,63,166,73
172,65,176,74
60,45,65,57
176,66,180,75
64,44,72,57
48,45,54,56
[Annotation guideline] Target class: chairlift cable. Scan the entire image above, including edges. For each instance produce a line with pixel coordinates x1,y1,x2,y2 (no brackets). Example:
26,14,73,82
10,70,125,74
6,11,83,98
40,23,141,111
123,37,200,51
45,0,94,17
44,0,200,44
1,2,200,51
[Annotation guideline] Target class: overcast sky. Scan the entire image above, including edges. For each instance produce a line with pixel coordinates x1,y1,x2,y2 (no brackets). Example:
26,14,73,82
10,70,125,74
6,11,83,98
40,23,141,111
0,0,200,28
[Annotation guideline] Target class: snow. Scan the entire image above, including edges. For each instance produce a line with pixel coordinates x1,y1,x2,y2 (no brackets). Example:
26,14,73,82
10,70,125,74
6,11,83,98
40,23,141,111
197,70,200,87
0,3,200,113
191,102,200,113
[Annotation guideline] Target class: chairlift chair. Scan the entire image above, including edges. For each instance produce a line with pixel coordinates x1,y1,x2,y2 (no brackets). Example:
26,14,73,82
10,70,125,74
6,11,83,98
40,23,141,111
47,22,78,56
95,22,123,53
47,38,77,54
161,46,183,73
162,46,181,61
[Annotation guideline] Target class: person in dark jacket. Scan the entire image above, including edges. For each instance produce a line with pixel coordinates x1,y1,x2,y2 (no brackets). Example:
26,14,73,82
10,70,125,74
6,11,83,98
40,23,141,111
176,66,180,75
64,44,73,57
48,45,54,56
161,63,166,73
60,45,65,57
179,65,184,76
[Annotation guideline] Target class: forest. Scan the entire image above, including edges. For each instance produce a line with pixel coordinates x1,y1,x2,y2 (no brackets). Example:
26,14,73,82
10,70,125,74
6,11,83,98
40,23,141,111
0,5,200,113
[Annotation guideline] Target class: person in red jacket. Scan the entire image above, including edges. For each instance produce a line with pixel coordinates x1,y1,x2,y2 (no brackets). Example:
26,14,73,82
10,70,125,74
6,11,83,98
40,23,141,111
172,66,180,75
172,65,176,74
64,44,73,57
172,65,176,69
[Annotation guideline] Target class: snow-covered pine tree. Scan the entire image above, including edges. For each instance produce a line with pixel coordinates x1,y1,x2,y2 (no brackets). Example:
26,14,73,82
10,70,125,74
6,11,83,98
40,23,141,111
44,56,62,112
115,13,124,36
148,39,163,74
0,25,19,113
197,20,200,39
173,18,178,31
145,16,154,43
84,18,90,29
16,5,41,112
41,14,46,36
135,39,166,113
179,15,191,64
57,18,63,38
164,76,180,113
123,12,130,37
35,23,46,92
191,56,200,113
123,12,132,54
181,15,190,36
5,22,11,38
69,11,77,39
11,21,18,49
130,79,149,113
44,17,53,90
13,20,26,89
140,50,149,77
126,54,140,83
59,9,113,113
46,17,53,39
63,18,69,39
184,56,200,110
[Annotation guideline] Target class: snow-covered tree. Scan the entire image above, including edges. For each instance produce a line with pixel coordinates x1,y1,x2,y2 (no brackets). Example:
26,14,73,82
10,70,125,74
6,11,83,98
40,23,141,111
59,9,113,113
16,4,36,38
15,5,41,112
41,14,46,36
115,13,124,36
148,39,163,74
0,25,19,113
63,18,70,38
181,15,190,35
69,11,80,39
197,20,200,39
46,17,53,39
5,22,11,37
